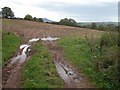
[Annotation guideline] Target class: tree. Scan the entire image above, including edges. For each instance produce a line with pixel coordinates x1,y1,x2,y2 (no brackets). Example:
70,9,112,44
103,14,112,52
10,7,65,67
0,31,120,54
1,7,14,18
59,18,77,26
91,23,97,29
105,24,116,31
24,14,33,21
37,18,43,22
51,22,59,25
59,18,69,25
68,18,77,26
33,17,37,21
97,24,104,31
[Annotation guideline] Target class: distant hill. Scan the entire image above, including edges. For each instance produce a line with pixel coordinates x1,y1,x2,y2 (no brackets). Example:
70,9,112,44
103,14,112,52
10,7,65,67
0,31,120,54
42,18,53,23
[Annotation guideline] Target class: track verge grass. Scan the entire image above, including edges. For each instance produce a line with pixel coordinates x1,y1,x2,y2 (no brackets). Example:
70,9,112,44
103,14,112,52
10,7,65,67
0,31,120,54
59,35,119,88
2,32,22,65
22,44,63,88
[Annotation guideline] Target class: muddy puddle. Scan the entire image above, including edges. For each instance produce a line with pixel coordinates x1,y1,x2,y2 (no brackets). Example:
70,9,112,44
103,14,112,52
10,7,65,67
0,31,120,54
10,44,30,64
3,37,60,88
29,38,40,42
54,61,80,88
10,37,60,64
28,37,60,42
41,37,60,41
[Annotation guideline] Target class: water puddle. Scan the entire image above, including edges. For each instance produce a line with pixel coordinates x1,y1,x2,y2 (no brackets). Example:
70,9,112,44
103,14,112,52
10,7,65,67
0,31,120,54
20,44,30,49
10,37,60,64
10,55,21,64
10,45,30,64
22,45,31,53
28,37,60,42
29,38,40,42
41,37,60,41
54,61,79,87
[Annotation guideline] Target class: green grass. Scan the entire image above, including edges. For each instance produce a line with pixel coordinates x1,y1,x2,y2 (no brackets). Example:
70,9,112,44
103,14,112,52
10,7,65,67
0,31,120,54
2,32,22,65
22,44,63,88
59,36,119,88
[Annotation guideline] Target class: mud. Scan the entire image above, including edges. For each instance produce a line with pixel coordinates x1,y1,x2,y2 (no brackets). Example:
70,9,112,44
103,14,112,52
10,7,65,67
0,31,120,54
42,39,94,88
10,44,30,64
54,61,79,88
2,37,61,88
3,63,23,88
2,38,38,88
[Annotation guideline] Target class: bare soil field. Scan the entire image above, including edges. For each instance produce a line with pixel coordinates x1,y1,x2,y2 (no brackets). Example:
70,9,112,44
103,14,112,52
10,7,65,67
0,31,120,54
2,19,102,40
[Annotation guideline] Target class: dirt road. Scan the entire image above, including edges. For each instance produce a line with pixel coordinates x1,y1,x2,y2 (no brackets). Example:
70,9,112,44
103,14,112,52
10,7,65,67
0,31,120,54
42,38,94,88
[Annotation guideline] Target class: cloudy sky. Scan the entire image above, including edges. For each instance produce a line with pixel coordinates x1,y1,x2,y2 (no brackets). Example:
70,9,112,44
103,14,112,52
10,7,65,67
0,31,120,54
0,0,119,22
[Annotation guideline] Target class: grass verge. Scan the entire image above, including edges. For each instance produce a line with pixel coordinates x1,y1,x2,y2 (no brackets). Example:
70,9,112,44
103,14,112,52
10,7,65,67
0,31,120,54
59,34,119,88
2,31,22,65
22,44,63,88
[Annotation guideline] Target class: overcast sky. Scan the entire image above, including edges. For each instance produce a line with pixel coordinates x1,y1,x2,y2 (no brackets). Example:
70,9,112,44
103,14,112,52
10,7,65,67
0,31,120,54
0,0,119,22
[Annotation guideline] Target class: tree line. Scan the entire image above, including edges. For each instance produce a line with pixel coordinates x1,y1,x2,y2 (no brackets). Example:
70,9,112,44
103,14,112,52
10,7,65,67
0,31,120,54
80,23,118,31
0,7,44,22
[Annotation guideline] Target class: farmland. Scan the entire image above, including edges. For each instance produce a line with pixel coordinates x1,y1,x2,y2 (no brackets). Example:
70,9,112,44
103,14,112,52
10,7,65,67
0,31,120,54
2,19,119,88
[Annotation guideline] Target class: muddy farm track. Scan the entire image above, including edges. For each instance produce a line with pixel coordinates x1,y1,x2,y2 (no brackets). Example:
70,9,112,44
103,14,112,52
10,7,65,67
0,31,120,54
42,40,93,88
2,19,102,88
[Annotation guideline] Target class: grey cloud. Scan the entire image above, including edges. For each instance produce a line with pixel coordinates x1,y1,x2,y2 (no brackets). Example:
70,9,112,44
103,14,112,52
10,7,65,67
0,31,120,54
2,0,117,21
32,1,117,21
11,0,24,5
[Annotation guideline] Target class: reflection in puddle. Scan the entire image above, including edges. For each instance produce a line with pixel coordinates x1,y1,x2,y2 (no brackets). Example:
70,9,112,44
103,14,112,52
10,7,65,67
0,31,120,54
11,45,30,64
10,37,60,64
20,44,30,49
28,49,31,52
41,37,60,41
10,55,21,64
22,45,30,53
19,52,26,63
54,61,78,87
29,38,40,42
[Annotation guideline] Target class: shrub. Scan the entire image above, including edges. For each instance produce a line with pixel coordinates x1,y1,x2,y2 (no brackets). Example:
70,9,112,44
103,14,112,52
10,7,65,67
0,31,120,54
59,18,77,27
99,31,118,52
85,31,119,88
24,14,33,21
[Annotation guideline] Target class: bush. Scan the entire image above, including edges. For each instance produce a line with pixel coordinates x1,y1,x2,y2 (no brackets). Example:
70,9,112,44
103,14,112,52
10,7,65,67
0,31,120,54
37,18,43,22
91,23,97,29
59,18,77,27
99,31,118,52
24,14,33,21
59,36,119,88
97,24,105,31
85,31,119,88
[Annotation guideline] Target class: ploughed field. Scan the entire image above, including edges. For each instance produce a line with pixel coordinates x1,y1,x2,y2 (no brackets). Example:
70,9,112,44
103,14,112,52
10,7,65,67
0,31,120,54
2,19,102,39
